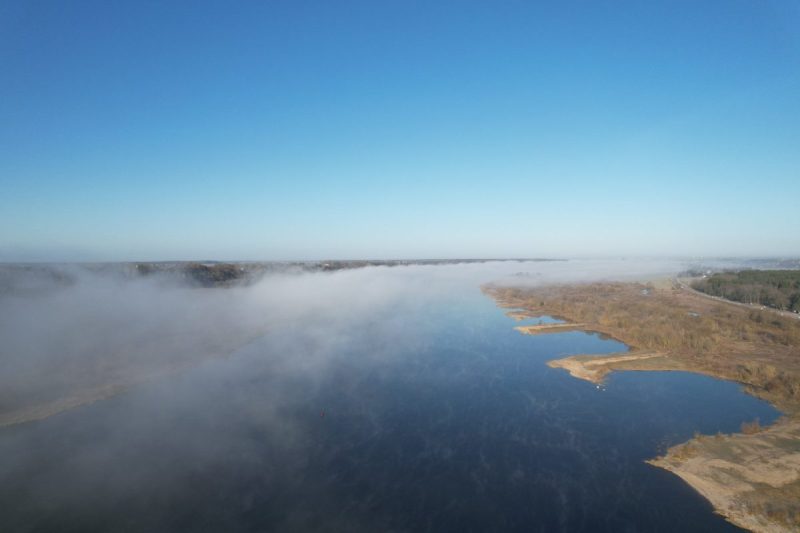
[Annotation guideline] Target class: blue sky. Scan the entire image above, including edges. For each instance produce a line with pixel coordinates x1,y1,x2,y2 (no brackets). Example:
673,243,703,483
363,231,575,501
1,1,798,261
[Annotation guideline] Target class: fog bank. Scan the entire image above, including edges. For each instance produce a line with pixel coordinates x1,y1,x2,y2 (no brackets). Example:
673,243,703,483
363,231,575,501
0,258,693,425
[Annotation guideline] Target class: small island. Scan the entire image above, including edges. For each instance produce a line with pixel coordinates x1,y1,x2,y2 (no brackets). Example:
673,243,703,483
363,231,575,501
484,278,800,532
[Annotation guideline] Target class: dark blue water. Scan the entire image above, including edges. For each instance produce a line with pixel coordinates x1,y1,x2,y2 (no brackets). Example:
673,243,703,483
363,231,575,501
0,291,779,532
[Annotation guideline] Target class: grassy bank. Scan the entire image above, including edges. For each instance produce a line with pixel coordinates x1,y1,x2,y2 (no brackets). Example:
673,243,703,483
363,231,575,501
485,281,800,532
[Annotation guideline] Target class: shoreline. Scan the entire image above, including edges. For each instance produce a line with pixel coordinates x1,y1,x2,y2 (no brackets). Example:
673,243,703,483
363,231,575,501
545,351,667,383
485,281,800,532
0,329,269,428
646,418,800,533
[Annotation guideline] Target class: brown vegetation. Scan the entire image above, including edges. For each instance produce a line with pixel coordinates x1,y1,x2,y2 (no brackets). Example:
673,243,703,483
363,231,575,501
484,281,800,532
741,418,763,435
485,281,800,412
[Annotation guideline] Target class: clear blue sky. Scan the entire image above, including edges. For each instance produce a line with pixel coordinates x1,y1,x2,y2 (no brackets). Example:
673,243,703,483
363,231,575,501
1,1,798,261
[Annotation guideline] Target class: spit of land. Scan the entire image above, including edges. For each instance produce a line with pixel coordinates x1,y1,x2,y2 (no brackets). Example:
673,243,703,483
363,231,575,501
485,280,800,533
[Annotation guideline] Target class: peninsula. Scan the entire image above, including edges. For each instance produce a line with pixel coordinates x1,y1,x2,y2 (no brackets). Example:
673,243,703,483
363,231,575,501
485,280,800,532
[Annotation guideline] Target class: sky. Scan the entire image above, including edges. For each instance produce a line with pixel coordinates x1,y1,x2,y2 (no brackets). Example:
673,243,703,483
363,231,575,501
1,0,798,261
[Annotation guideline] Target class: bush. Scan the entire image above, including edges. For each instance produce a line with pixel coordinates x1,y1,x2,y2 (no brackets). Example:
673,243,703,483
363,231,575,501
741,418,763,435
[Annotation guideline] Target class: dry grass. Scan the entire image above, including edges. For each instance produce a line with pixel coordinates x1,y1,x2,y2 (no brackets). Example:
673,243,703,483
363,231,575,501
741,418,763,435
486,281,800,532
485,282,800,413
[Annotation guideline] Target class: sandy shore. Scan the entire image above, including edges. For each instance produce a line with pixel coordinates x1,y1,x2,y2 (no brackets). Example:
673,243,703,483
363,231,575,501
514,322,588,335
546,351,666,383
648,419,800,532
486,281,800,532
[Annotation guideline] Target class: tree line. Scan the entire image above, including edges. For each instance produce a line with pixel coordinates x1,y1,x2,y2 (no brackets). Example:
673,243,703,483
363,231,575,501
692,270,800,312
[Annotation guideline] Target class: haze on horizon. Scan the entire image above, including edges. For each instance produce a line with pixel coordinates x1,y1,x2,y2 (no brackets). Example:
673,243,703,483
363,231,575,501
1,1,798,261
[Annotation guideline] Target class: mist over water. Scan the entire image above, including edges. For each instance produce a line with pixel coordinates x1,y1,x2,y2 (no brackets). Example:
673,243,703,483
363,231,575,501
0,259,681,411
0,259,778,531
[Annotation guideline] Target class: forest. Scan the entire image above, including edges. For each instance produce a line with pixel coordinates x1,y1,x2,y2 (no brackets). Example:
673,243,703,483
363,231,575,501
692,270,800,312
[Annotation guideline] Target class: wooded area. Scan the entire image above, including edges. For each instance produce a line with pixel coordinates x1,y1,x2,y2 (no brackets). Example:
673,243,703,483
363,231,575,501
692,270,800,312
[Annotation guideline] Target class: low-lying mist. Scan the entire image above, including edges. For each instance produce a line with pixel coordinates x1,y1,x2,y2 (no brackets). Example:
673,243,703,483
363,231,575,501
4,257,778,532
0,258,688,426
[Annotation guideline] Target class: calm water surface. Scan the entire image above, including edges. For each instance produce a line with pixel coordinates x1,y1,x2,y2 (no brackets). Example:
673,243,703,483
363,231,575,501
0,291,779,532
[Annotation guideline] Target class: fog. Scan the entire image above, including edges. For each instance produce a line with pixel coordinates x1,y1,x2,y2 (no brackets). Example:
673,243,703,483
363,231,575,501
3,257,739,532
0,258,692,427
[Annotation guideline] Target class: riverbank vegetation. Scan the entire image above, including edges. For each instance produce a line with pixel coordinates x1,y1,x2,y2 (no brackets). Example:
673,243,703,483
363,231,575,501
486,281,800,410
485,281,800,532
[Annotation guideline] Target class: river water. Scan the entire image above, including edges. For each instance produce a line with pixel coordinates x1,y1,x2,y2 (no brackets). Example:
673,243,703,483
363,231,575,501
0,286,779,532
